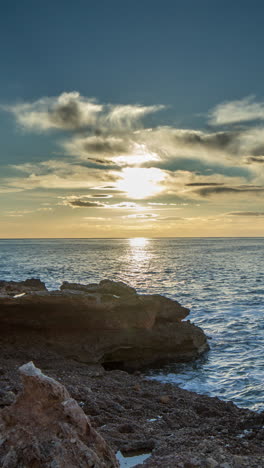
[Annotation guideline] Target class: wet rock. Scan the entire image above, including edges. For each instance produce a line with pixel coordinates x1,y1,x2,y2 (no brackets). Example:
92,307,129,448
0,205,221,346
0,362,118,468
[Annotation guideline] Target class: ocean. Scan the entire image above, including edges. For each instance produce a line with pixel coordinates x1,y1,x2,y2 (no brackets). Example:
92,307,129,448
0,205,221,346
0,237,263,412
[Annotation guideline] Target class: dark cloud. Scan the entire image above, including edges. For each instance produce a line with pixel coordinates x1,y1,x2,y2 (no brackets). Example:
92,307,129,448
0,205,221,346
67,200,106,208
195,185,264,197
177,130,236,150
227,211,264,216
89,194,112,198
87,157,108,165
185,182,224,187
50,100,86,129
81,137,129,155
246,156,264,164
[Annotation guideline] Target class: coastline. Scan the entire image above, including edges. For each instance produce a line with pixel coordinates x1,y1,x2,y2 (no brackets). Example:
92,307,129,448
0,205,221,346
0,278,263,466
0,351,263,467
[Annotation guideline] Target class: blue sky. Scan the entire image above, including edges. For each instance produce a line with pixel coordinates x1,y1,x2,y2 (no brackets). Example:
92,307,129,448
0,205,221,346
1,0,264,237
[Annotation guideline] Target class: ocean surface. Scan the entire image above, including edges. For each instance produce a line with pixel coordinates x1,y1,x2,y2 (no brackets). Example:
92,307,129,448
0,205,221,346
0,237,263,412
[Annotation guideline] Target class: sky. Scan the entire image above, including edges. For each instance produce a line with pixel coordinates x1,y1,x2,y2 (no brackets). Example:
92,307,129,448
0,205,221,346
1,0,264,238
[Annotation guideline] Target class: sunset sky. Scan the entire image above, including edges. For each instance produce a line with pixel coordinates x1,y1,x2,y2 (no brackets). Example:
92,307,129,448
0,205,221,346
1,0,264,237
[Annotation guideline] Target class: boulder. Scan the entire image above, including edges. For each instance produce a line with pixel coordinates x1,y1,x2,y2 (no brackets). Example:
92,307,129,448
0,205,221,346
0,279,209,370
0,362,119,468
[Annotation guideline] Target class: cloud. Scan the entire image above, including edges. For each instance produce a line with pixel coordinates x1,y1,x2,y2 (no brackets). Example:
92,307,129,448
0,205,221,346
194,185,264,197
60,195,142,210
105,104,165,130
226,211,264,217
159,216,183,221
4,92,102,131
3,92,264,209
135,127,245,167
6,160,119,191
107,202,140,209
185,182,224,187
123,213,158,219
64,199,106,208
209,96,264,125
64,134,132,161
89,194,112,198
246,156,264,164
4,92,164,133
5,91,264,171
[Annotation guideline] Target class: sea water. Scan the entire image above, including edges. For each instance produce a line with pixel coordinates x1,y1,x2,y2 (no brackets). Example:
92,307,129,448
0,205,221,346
0,237,263,412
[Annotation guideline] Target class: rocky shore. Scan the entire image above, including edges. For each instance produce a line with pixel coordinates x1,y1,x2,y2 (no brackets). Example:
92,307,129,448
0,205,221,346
0,279,263,467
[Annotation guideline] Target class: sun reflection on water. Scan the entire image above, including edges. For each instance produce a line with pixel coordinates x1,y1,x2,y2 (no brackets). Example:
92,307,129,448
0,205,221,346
129,237,149,248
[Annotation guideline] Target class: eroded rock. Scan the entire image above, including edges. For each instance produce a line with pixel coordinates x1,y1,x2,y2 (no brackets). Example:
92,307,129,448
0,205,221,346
0,362,118,468
0,279,208,370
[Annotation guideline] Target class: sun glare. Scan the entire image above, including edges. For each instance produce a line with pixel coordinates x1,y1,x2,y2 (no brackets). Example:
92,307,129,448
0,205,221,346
113,145,160,166
117,167,165,199
129,237,149,247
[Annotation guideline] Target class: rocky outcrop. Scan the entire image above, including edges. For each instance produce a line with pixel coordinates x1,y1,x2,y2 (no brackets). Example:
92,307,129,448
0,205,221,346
0,362,118,468
0,278,208,370
0,278,47,297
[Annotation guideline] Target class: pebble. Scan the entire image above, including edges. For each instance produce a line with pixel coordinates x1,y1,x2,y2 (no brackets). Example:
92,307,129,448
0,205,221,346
133,384,141,392
159,395,170,404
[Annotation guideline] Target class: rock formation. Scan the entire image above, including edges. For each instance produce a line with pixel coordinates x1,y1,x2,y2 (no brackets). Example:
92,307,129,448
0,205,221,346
0,279,208,370
0,361,118,468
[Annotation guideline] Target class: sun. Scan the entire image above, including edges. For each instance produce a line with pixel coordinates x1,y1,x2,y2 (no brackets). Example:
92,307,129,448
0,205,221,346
116,167,165,199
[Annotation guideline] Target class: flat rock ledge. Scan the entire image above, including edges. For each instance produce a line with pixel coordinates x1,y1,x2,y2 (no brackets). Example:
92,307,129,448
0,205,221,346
0,361,118,468
0,278,208,370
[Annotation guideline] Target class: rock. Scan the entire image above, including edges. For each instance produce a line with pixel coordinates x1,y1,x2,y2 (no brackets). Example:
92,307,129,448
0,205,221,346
60,279,136,297
0,278,47,297
205,458,218,468
159,395,170,404
60,281,99,293
0,279,209,370
0,391,16,407
233,455,246,467
98,279,137,297
0,362,118,468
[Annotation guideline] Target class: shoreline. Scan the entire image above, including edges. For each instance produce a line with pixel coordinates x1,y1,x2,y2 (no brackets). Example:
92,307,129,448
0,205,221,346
0,352,263,467
0,278,263,466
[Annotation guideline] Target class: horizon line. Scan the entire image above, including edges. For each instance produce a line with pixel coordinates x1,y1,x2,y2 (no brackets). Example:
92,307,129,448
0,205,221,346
1,236,264,240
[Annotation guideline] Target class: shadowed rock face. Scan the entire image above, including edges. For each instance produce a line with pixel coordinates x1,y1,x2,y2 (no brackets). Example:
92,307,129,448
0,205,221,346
0,362,118,468
0,278,47,297
0,279,209,370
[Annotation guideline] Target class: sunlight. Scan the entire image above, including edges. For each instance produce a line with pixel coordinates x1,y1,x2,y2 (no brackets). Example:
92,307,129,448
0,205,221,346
113,145,160,166
116,167,165,199
129,237,149,247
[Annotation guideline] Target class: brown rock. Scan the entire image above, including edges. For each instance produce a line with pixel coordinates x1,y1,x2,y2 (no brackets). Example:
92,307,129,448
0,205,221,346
0,279,209,370
0,362,118,468
0,278,47,297
159,395,170,404
98,279,137,296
